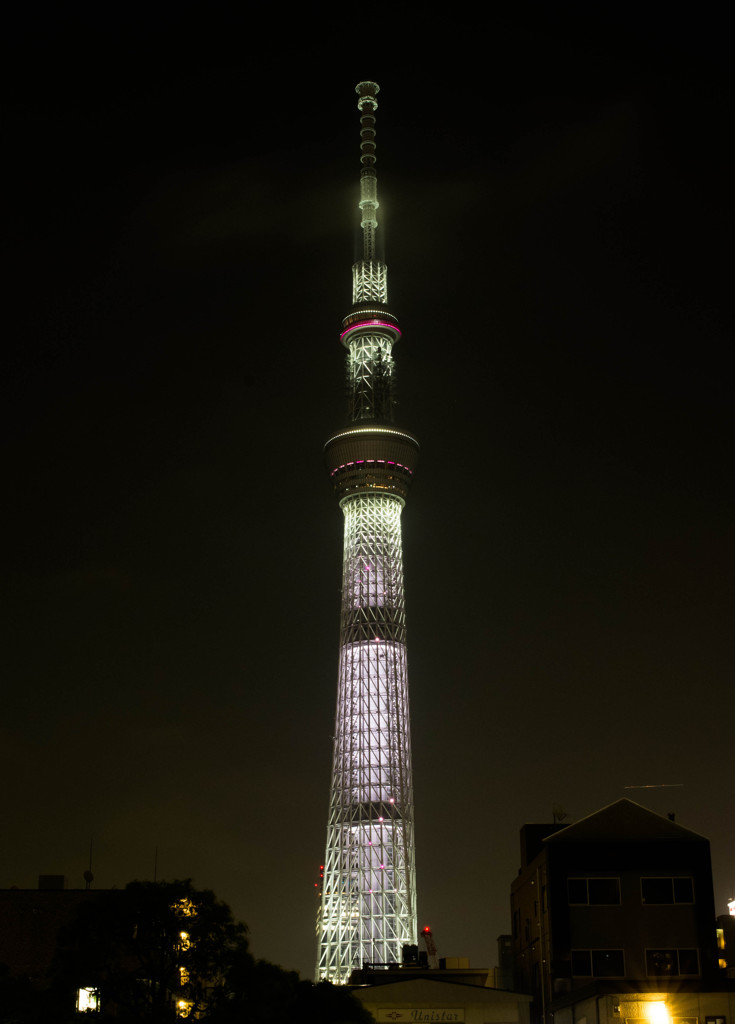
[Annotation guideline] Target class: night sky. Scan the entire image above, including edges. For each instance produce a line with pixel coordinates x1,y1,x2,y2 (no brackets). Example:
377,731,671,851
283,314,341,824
4,2,733,980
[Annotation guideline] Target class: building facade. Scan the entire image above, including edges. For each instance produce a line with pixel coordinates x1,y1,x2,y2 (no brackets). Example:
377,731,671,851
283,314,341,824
716,900,735,979
350,975,532,1024
510,799,729,1024
316,81,419,984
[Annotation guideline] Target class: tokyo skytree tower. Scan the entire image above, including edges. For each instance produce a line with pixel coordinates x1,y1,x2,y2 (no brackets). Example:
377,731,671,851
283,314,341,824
316,81,419,984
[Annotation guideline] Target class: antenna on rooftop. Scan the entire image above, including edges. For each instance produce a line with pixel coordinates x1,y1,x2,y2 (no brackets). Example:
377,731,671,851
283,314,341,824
624,783,683,789
552,805,568,825
83,836,94,890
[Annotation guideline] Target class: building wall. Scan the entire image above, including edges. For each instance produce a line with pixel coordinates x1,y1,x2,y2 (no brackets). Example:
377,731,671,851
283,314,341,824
717,912,735,978
352,978,533,1024
553,990,735,1024
544,837,718,986
0,889,98,981
510,805,726,1024
512,839,719,995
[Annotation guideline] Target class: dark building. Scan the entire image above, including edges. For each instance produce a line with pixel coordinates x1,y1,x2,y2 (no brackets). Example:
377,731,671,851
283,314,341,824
510,799,733,1024
0,876,102,1013
0,878,94,981
0,876,212,1017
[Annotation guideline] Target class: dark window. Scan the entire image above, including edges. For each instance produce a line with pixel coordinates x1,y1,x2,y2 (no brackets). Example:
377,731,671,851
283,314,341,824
642,878,674,904
591,949,625,976
572,949,624,978
568,879,588,904
571,950,592,976
647,949,678,975
673,877,695,903
642,877,695,904
678,949,700,975
568,877,620,905
646,948,700,977
588,878,621,904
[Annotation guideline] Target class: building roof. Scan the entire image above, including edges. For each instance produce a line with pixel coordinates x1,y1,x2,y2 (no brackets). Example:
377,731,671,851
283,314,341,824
350,976,533,1007
543,798,708,844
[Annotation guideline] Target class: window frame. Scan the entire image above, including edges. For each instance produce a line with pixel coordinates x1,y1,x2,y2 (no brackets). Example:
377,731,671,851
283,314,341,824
571,948,625,978
645,947,700,977
640,876,695,905
568,876,621,906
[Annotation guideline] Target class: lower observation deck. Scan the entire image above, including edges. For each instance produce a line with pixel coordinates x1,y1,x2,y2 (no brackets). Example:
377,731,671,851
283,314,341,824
324,425,420,501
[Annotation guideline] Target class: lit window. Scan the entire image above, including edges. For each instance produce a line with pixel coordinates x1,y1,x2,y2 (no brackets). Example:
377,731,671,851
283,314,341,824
76,987,99,1012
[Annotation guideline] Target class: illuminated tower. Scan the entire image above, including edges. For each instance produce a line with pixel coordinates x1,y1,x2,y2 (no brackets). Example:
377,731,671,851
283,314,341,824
316,81,419,984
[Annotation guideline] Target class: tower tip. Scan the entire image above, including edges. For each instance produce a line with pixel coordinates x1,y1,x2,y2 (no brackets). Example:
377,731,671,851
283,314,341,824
356,81,380,106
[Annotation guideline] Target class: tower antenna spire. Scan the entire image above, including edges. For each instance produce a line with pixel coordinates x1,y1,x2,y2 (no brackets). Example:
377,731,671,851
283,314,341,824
352,81,388,309
356,80,380,262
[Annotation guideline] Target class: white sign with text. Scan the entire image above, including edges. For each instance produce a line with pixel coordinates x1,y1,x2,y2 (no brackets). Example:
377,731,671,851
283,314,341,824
376,1011,465,1022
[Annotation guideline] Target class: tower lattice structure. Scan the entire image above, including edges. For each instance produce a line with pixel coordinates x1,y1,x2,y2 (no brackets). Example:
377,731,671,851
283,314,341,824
316,81,419,984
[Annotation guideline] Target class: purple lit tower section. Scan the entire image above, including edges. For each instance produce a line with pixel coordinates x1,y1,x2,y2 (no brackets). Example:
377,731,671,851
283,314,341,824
316,81,419,984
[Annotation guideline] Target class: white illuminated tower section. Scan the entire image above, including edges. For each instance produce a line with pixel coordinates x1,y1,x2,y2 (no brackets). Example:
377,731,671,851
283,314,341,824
316,81,419,984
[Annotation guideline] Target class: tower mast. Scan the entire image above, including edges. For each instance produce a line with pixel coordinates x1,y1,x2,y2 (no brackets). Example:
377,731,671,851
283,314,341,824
316,81,419,984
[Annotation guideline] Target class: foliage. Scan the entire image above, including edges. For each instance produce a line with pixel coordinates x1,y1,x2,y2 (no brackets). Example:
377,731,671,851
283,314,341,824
206,957,375,1023
51,879,248,1022
41,879,373,1023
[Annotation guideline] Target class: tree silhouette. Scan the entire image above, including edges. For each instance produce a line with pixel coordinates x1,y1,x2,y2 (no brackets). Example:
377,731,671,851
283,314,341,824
44,879,373,1023
51,879,246,1021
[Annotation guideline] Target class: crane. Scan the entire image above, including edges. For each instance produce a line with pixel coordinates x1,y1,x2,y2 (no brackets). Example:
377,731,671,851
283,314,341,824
421,926,439,970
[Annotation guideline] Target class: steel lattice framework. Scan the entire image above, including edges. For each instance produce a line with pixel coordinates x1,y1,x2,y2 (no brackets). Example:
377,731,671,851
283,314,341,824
316,82,419,984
